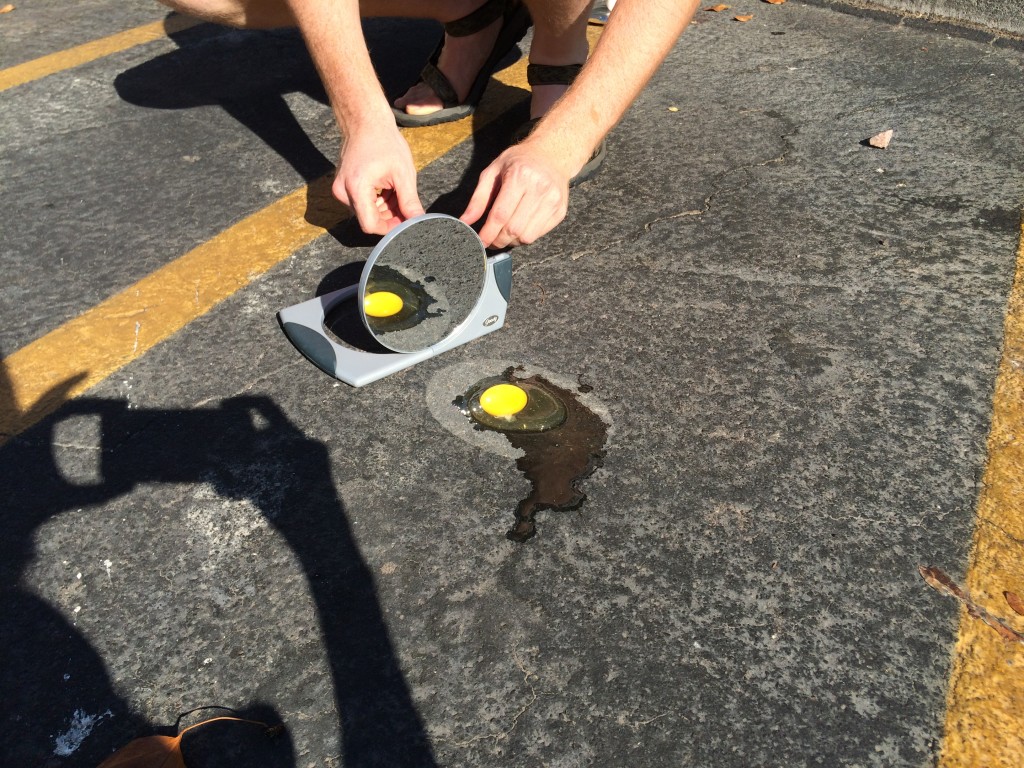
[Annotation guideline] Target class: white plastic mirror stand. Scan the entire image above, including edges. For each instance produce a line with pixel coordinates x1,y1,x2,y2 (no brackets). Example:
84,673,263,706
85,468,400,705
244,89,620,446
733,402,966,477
278,251,511,387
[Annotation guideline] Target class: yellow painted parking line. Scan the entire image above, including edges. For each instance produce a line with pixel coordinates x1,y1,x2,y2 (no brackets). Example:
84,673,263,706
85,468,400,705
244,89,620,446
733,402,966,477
939,214,1024,767
0,55,543,444
0,14,200,93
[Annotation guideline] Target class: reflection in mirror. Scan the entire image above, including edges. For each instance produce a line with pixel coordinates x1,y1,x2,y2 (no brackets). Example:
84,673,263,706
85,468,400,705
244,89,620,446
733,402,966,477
361,216,486,353
324,293,390,354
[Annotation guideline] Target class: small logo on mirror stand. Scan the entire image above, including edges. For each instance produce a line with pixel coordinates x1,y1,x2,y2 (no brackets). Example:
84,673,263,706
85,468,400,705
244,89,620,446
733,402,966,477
483,315,499,327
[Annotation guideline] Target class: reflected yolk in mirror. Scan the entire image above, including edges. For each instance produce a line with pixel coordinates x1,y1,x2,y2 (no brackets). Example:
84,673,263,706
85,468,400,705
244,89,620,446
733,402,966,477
364,291,404,318
479,383,529,418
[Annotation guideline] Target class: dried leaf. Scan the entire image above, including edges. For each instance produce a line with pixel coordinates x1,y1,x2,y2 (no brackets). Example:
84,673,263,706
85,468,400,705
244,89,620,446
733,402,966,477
668,106,679,112
763,0,786,4
868,129,894,149
0,4,15,12
919,565,1024,645
734,14,754,21
919,565,966,600
97,735,185,768
1005,590,1024,616
985,614,1024,643
704,4,731,11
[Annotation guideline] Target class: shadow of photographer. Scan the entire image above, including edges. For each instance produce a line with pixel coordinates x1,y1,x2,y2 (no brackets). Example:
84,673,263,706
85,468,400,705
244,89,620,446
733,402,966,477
0,353,436,766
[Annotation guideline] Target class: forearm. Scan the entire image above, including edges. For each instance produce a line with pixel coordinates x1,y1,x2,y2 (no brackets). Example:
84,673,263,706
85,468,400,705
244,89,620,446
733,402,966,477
285,0,423,233
285,0,393,136
528,0,699,174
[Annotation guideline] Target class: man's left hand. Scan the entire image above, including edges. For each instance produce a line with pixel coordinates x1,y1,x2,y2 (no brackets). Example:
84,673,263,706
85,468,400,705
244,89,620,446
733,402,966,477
461,141,573,249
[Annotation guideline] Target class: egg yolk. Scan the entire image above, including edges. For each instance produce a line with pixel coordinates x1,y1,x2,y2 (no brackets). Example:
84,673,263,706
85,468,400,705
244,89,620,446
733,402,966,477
363,290,404,318
479,383,529,418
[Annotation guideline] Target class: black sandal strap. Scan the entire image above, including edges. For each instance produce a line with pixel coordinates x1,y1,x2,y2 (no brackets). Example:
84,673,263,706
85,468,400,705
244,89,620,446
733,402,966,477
420,62,460,108
445,0,509,37
526,63,584,87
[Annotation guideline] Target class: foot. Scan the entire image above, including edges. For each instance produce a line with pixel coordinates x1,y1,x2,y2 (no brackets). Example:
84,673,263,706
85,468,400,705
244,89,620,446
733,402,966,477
393,13,506,116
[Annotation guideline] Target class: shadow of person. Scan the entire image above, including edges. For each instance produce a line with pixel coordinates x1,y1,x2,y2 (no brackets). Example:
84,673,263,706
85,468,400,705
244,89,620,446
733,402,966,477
1,370,149,766
113,14,438,232
114,12,532,247
114,20,332,182
0,353,435,766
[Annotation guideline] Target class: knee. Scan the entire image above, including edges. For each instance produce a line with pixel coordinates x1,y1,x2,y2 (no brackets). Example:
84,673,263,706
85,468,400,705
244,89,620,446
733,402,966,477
154,0,294,29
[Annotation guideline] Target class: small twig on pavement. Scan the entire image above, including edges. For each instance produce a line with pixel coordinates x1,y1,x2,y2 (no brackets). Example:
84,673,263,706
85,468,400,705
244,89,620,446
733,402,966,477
919,565,1024,645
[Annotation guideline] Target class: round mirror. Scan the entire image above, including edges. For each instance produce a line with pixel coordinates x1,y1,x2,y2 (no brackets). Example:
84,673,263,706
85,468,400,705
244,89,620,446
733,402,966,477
359,214,487,353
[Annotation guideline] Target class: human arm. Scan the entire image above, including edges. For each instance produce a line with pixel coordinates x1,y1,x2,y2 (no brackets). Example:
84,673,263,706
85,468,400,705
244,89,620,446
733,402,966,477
461,0,699,248
286,0,425,234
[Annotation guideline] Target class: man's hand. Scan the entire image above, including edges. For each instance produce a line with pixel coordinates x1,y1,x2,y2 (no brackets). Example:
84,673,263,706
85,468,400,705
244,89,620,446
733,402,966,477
333,124,425,236
461,139,573,249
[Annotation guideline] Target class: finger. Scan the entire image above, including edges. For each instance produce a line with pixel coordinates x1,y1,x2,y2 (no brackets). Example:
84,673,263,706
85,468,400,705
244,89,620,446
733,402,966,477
461,164,501,231
478,181,521,249
331,175,352,209
349,182,388,236
492,191,543,250
536,186,569,239
392,175,425,221
377,189,407,232
536,201,568,243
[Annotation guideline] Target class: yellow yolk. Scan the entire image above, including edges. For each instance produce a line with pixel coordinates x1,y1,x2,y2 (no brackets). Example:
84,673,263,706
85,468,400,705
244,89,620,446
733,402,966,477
363,291,404,318
479,383,528,418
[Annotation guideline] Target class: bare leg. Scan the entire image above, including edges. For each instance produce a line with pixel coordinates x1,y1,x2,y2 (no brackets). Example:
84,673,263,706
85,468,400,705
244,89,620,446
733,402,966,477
397,0,593,118
392,0,512,116
156,0,504,114
156,0,474,30
522,0,591,118
155,0,296,29
156,0,590,120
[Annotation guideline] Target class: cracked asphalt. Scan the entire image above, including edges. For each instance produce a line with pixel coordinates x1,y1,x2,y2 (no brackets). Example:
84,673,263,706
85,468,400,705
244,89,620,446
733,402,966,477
2,1,1023,766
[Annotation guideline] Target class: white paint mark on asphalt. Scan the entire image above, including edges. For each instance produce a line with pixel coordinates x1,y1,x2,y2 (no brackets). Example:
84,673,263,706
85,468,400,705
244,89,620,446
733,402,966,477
53,709,112,756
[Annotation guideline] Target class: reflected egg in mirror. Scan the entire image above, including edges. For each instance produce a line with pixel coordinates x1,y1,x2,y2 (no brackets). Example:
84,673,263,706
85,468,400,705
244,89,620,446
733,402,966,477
363,290,404,318
362,265,432,333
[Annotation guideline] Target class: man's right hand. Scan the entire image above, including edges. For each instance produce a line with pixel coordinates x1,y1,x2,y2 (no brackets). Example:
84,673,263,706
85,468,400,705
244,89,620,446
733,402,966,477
332,124,425,236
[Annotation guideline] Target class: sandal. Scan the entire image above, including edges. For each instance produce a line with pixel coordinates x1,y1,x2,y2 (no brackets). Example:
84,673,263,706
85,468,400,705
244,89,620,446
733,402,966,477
512,63,607,187
392,0,532,128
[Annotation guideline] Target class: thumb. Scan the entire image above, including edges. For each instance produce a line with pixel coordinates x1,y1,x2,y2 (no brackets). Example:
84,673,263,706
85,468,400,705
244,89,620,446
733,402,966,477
393,174,425,221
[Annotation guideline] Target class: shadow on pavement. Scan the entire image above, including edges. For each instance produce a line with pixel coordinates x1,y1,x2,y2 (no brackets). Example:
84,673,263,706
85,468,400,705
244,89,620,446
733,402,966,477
112,12,530,250
0,353,436,767
113,15,437,234
114,19,333,183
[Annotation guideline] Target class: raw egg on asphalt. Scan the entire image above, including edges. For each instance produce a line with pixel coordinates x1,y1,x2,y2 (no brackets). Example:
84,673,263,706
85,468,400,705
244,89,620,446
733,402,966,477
462,376,567,432
479,383,529,417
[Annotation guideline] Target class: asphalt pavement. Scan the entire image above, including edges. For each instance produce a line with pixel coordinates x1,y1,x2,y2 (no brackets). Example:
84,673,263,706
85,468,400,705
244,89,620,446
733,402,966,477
2,1,1023,766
